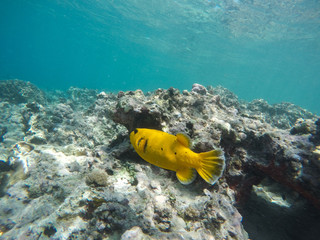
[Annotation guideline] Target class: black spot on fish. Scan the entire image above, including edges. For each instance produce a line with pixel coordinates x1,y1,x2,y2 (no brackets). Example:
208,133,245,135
161,148,163,151
174,152,177,155
143,139,148,153
134,129,138,134
137,137,143,147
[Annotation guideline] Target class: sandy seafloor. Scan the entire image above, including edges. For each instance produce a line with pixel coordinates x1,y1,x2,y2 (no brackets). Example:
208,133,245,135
1,79,320,240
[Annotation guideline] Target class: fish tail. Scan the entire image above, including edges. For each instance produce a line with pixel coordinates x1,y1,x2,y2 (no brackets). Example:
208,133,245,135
197,149,225,185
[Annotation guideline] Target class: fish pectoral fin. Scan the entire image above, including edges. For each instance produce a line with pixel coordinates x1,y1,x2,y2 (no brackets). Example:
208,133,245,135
176,168,197,185
176,133,191,148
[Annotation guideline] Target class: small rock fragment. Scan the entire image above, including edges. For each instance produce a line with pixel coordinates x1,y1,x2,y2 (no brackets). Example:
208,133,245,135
86,169,108,187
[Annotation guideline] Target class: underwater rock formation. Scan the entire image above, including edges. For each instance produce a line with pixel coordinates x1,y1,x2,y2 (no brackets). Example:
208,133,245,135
0,79,46,104
112,85,320,205
0,80,319,240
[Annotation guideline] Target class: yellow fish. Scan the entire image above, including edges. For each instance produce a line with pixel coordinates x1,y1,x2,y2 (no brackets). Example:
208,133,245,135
130,128,225,185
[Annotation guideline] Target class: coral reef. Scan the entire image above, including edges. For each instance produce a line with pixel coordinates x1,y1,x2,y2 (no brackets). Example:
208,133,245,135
0,80,319,239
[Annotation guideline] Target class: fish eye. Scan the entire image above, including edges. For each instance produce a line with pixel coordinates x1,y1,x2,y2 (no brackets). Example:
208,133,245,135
134,129,138,134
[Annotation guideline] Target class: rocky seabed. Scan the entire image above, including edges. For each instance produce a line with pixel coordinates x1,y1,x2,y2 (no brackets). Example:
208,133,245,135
0,80,320,240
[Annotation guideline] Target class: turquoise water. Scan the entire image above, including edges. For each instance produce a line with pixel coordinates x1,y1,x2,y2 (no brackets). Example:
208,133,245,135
1,0,319,113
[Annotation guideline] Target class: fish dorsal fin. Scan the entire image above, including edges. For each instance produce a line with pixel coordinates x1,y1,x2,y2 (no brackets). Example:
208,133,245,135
176,133,191,148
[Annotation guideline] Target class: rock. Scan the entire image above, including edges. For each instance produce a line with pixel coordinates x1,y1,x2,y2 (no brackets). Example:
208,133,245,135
0,160,11,172
86,169,109,187
241,178,320,240
51,103,74,123
1,80,320,240
121,226,150,240
311,118,320,144
208,85,239,108
112,90,164,132
242,100,316,129
67,87,98,111
290,118,316,135
0,79,46,104
191,83,207,95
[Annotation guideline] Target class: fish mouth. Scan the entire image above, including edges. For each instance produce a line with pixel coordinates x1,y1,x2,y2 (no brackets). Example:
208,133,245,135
130,129,138,140
129,131,135,145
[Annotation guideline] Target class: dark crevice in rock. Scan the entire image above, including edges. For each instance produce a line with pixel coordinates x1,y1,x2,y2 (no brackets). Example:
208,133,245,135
43,225,57,237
